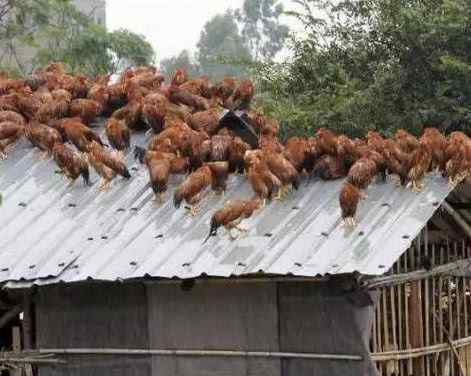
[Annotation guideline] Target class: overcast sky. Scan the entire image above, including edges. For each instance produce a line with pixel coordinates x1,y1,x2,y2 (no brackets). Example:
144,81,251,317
106,0,302,63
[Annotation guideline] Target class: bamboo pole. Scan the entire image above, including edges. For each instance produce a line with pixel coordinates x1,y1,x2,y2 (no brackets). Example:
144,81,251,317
364,259,471,289
38,348,363,361
372,335,471,361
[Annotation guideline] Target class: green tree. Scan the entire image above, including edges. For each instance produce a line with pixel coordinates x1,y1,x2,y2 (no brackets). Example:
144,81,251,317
160,50,201,78
0,0,154,76
235,0,289,61
255,0,471,137
196,10,252,80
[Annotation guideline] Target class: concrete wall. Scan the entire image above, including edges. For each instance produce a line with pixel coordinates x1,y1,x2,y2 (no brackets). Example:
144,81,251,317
34,280,378,376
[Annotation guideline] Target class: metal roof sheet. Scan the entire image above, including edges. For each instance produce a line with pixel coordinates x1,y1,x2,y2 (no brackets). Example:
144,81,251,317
0,130,453,286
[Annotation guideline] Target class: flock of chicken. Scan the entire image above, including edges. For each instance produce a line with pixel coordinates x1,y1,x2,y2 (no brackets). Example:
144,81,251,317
0,63,470,241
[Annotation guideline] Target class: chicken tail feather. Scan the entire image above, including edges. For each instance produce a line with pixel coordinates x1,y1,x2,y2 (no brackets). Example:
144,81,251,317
81,166,90,186
174,191,183,209
203,217,219,244
122,167,131,179
134,146,146,164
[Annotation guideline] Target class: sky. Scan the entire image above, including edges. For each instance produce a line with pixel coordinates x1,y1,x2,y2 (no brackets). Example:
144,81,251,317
106,0,303,63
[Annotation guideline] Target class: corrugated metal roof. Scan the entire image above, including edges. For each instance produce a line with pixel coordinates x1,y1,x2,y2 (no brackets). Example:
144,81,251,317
0,130,453,287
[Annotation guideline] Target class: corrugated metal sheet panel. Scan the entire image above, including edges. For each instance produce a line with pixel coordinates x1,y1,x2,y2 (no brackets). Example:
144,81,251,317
0,131,453,286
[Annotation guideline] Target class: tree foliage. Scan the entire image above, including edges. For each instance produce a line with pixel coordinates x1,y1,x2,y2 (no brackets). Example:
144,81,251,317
0,0,155,76
196,10,252,80
235,0,289,61
160,49,201,79
255,0,471,138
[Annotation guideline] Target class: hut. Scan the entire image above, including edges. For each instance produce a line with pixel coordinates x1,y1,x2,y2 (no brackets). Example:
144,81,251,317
0,135,470,376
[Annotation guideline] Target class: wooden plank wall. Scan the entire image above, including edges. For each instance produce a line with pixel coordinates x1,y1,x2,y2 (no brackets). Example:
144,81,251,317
372,229,471,376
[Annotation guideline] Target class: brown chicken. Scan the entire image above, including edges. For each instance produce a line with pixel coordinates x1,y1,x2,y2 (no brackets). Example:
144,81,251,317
420,127,448,172
135,147,175,202
106,83,128,111
246,157,282,207
25,122,62,157
170,156,191,174
395,129,420,153
407,143,432,192
210,134,233,161
188,108,221,134
180,77,212,98
180,130,210,171
142,96,167,133
228,136,250,174
284,137,311,173
205,198,263,242
14,93,41,120
212,76,237,105
52,143,90,186
383,139,413,186
87,141,131,191
207,161,230,194
168,85,209,112
231,79,255,110
106,118,130,151
0,94,20,112
339,182,363,227
171,69,188,86
336,135,362,171
347,157,378,191
446,139,471,187
69,99,103,124
112,100,145,131
0,111,25,126
35,100,69,123
259,150,299,198
0,121,25,159
58,118,104,152
316,128,338,156
174,164,213,215
260,134,284,153
311,155,346,180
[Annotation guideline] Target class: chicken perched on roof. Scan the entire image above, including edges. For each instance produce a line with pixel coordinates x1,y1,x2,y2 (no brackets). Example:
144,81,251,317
205,198,263,242
0,63,464,239
25,121,62,159
135,146,175,203
106,118,130,152
86,141,131,191
52,143,90,186
0,121,25,159
174,164,213,216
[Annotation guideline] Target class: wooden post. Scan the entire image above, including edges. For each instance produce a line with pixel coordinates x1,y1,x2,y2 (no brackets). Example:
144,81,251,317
22,293,33,350
410,280,425,375
12,326,22,376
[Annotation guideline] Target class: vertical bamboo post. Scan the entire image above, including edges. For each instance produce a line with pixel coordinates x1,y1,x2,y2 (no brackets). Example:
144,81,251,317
447,240,455,375
404,246,412,375
431,243,438,376
410,280,425,375
396,259,404,376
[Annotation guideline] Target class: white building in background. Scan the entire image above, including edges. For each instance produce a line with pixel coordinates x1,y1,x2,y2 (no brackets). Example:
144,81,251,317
0,0,106,73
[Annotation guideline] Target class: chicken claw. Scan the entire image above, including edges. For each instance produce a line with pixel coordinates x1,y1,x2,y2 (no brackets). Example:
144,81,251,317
236,224,249,233
154,193,165,205
98,179,112,192
342,217,357,228
0,152,7,160
40,151,49,160
185,205,200,217
411,180,425,193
